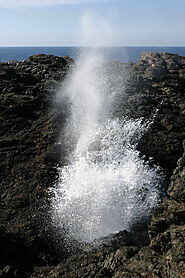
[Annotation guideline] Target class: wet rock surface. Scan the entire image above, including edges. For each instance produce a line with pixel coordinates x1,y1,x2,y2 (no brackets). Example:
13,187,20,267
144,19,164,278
0,52,185,277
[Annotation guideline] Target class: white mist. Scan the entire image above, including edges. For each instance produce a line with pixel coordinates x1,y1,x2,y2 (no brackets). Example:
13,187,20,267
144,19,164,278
49,16,163,244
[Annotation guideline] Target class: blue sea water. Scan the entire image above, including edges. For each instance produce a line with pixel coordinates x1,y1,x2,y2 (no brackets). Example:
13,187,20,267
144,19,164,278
0,46,185,63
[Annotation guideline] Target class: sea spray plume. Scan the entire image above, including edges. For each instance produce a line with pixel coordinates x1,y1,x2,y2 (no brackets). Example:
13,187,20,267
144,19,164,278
78,14,120,47
49,52,163,244
55,49,106,157
49,16,163,245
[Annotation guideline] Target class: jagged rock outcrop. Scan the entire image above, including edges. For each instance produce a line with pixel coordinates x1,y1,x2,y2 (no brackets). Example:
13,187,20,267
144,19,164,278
0,54,74,276
0,52,184,277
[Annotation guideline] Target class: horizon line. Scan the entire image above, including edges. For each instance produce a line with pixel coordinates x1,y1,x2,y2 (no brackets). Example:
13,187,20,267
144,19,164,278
0,45,185,47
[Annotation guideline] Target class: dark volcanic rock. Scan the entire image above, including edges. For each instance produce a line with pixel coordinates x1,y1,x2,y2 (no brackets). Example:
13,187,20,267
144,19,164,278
0,54,74,276
0,52,185,277
148,140,185,276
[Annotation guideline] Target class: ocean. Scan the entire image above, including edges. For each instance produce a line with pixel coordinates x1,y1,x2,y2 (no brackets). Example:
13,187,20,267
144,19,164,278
0,46,185,63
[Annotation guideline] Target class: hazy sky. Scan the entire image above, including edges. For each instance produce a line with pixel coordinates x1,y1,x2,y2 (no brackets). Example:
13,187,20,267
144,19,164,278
0,0,184,46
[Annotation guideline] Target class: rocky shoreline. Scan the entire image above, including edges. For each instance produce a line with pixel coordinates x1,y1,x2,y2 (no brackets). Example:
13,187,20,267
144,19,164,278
0,52,184,277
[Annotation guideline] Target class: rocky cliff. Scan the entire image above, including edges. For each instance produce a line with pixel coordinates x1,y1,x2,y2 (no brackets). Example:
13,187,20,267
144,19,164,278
0,52,184,277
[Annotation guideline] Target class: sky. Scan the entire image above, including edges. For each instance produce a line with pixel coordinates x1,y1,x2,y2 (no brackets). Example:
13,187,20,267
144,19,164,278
0,0,184,46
